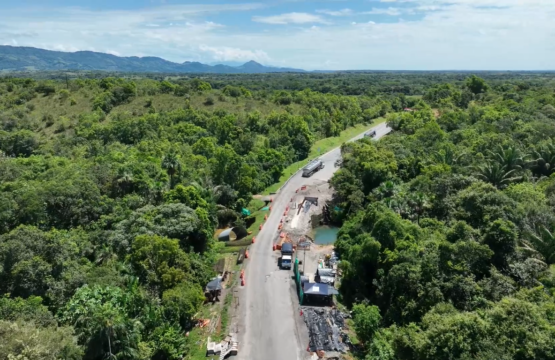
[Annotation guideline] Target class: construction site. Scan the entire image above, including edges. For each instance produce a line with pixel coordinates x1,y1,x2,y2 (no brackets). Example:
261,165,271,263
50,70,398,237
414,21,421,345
264,180,352,360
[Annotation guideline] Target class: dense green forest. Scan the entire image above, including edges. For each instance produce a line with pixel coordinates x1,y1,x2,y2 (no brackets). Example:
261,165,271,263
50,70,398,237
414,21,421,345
0,72,392,359
1,71,555,359
333,75,555,359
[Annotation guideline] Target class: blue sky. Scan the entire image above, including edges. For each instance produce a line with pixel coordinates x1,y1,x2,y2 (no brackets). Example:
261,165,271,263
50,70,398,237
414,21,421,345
1,0,554,70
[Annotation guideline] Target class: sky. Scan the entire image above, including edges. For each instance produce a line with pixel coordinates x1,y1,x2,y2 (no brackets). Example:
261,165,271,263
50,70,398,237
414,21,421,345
0,0,554,70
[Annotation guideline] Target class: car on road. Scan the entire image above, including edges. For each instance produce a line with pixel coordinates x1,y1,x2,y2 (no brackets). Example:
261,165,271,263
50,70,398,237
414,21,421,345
364,130,377,138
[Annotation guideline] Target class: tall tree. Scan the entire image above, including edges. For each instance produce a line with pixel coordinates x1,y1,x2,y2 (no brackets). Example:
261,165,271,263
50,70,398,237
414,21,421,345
161,152,181,189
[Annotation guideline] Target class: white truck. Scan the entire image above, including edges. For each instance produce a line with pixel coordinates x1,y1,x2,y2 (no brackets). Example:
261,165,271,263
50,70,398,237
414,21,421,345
281,255,292,270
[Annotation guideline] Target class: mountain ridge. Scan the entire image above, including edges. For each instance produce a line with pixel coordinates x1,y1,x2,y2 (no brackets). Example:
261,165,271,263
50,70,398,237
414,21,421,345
0,46,305,74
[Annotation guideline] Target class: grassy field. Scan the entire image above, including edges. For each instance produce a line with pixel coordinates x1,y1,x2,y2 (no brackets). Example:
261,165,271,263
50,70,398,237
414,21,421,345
263,117,386,194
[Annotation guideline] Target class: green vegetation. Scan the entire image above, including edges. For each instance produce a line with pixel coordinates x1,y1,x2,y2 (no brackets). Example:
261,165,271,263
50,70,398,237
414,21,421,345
0,72,390,360
331,74,555,360
264,119,386,194
2,71,555,360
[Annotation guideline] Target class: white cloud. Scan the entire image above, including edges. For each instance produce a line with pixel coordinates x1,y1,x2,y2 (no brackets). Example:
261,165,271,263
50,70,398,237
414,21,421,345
252,12,327,24
316,8,353,16
1,1,555,70
198,45,271,63
362,7,402,16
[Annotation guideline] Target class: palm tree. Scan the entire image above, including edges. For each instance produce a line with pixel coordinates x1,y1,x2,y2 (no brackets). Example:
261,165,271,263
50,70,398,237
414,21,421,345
148,181,166,204
430,147,467,167
474,161,521,188
531,141,555,177
161,151,181,188
407,192,429,224
488,145,528,172
526,226,555,265
374,180,399,200
116,171,134,195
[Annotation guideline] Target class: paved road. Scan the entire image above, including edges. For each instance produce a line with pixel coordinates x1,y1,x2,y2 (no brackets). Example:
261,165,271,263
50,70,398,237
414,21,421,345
236,122,391,360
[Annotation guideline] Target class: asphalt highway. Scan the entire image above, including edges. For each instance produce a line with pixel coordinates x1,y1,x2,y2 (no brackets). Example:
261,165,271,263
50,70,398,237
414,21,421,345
236,122,391,360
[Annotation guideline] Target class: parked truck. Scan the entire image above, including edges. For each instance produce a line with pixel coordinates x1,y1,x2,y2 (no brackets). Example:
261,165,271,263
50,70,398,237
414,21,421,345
281,255,292,270
302,159,324,177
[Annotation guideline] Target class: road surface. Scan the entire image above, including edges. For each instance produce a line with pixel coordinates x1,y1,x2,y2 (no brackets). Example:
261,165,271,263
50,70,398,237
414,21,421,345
236,122,391,360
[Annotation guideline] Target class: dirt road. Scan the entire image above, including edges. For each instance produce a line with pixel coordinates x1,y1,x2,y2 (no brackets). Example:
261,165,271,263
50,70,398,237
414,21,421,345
236,122,391,360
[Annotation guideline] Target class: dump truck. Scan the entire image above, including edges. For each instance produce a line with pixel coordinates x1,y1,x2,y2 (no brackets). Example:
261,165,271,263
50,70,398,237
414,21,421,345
281,255,292,270
302,159,324,177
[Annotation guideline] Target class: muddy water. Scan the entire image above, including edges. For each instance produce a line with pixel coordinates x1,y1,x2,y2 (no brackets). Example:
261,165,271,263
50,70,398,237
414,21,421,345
313,226,339,245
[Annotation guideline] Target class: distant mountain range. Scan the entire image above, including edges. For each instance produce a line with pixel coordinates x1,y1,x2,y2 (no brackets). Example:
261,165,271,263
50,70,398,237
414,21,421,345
0,46,305,74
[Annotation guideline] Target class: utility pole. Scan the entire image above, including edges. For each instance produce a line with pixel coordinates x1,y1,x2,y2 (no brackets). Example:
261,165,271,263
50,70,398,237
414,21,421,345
303,248,307,275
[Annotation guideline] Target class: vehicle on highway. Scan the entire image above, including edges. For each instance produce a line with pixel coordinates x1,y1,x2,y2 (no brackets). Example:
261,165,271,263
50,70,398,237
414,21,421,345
302,159,324,177
364,130,377,138
280,255,292,270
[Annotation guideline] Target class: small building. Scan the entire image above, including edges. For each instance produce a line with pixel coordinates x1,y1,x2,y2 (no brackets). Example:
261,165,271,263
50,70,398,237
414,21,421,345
205,277,222,303
303,282,338,306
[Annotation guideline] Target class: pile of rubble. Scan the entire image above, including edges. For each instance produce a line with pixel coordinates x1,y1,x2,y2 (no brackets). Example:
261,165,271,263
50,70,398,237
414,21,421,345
302,307,348,353
206,333,238,359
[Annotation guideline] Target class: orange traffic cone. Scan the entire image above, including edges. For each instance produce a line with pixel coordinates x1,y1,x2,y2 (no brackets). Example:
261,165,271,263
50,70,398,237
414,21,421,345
296,189,299,193
252,237,256,244
264,214,268,220
307,344,310,352
280,218,283,223
283,211,287,216
259,224,263,230
272,244,276,251
269,206,272,211
240,270,244,279
241,277,245,286
300,309,303,316
245,250,249,259
286,206,289,212
270,197,273,203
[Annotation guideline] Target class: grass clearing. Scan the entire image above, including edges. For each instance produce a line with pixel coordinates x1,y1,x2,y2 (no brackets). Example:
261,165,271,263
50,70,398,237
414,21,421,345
263,118,386,194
